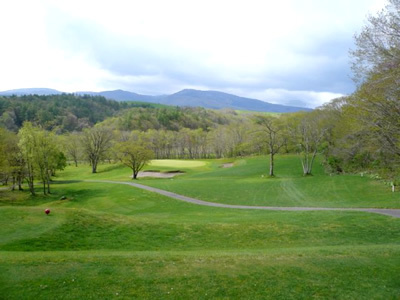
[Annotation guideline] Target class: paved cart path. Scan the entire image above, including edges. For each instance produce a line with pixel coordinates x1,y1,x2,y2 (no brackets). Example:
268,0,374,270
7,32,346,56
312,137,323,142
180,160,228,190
85,180,400,218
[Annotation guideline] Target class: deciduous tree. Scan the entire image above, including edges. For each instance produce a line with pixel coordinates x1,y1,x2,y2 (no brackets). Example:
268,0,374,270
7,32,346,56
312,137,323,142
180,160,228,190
18,122,63,194
288,111,329,176
81,126,113,173
254,115,286,176
62,132,82,167
114,141,154,179
350,0,400,83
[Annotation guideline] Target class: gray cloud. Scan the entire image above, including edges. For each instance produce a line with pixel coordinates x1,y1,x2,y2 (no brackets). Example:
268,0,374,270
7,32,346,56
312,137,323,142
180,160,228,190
31,0,384,107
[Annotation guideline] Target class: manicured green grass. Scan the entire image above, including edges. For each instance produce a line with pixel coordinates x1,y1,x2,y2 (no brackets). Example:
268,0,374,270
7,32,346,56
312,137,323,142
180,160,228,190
1,155,399,299
141,155,400,208
1,182,399,252
59,155,400,208
1,246,399,299
149,159,207,168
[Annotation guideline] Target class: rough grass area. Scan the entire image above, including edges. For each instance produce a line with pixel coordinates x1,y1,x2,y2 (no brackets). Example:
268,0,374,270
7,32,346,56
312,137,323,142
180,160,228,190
1,155,399,299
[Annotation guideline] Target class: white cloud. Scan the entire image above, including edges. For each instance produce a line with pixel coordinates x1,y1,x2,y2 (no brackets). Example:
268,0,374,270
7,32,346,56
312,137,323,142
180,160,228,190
251,89,344,108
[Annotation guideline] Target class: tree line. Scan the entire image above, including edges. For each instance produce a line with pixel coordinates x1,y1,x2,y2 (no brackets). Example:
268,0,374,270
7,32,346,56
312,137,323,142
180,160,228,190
322,0,400,182
0,123,66,195
0,109,330,196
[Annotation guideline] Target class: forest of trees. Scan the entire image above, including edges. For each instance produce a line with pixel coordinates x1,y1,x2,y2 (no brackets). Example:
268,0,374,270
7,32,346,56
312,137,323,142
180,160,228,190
0,0,399,192
0,93,239,133
0,94,165,132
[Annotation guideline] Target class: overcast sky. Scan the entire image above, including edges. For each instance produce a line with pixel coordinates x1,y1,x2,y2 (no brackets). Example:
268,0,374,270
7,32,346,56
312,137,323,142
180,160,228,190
0,0,386,108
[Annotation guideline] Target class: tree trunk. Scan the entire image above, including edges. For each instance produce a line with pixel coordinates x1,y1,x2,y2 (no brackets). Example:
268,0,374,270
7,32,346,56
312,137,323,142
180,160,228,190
18,176,23,191
29,181,35,195
43,181,47,195
303,164,310,175
27,171,35,195
300,155,307,175
302,150,318,176
307,150,318,176
90,157,98,173
269,152,274,176
46,173,51,194
302,160,312,175
133,170,138,179
11,176,16,191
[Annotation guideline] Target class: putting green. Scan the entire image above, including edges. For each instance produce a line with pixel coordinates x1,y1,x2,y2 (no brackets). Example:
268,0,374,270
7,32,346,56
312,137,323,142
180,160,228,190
149,159,206,168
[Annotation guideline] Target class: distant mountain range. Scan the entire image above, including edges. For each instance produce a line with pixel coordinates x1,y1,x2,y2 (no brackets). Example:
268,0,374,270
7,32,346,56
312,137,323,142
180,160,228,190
0,88,311,113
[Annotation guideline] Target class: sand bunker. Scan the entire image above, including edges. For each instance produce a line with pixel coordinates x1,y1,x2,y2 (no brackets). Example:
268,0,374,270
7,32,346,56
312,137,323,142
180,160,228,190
222,163,234,168
136,171,184,178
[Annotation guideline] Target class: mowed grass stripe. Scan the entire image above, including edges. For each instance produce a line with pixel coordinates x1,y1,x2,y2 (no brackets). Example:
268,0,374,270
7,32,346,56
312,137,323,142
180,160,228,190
1,245,399,299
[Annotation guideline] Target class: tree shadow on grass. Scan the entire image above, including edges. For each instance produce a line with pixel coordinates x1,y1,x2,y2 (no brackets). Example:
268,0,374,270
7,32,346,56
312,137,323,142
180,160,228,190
52,180,83,185
98,164,126,173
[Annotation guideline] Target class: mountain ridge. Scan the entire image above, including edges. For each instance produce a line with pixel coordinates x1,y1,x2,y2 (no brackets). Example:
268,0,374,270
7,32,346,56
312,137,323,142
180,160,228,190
0,88,311,113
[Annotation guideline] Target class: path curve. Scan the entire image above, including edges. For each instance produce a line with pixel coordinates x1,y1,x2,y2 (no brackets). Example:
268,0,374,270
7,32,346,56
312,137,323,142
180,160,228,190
85,180,400,218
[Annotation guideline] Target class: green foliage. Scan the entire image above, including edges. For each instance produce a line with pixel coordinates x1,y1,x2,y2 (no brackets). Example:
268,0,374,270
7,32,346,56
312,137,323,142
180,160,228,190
114,140,154,179
18,122,64,194
81,126,113,173
0,129,25,188
60,132,82,167
324,0,400,179
105,106,234,132
321,73,400,178
324,155,343,174
350,0,400,83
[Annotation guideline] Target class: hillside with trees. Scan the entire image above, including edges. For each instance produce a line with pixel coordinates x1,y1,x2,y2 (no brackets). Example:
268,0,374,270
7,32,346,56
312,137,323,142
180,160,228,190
0,88,311,113
0,93,243,133
0,94,160,132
